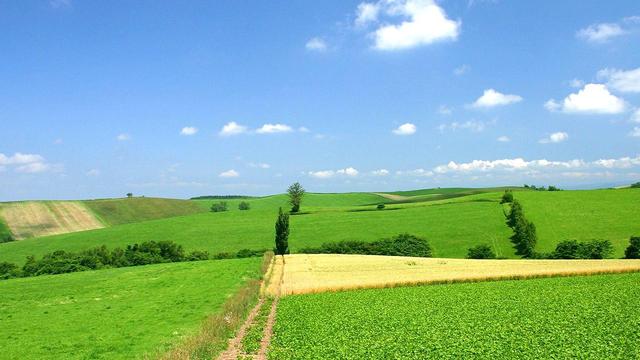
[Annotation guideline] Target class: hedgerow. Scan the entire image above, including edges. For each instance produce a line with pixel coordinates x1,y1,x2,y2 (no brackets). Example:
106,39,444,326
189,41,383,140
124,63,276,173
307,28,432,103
299,233,433,257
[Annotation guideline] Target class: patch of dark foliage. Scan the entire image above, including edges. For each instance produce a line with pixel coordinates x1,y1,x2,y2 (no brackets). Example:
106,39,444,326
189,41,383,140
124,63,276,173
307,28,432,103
299,233,433,258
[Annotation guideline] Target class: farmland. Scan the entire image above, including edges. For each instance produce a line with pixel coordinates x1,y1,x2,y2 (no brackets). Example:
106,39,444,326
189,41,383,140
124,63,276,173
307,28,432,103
0,258,261,360
83,197,207,226
269,273,640,359
267,254,640,295
1,188,638,265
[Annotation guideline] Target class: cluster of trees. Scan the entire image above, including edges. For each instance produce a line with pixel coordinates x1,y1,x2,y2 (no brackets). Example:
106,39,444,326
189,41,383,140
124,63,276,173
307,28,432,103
506,198,538,258
0,233,14,244
626,237,640,259
523,184,562,191
500,190,514,204
300,234,433,258
631,182,640,189
548,239,613,259
467,244,497,259
0,241,266,280
210,201,251,212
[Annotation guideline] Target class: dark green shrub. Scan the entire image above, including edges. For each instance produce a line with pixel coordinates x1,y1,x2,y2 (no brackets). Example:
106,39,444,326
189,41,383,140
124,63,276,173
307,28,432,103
552,239,614,259
547,185,562,191
625,236,640,259
0,262,21,279
300,234,433,258
238,201,251,210
506,199,524,228
211,202,228,212
630,182,640,189
467,244,496,259
500,190,514,204
0,233,14,243
187,250,210,261
377,204,385,210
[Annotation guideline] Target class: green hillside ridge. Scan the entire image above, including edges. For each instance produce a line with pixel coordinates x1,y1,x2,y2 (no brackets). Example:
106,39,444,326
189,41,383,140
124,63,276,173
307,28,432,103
0,258,261,360
83,197,207,225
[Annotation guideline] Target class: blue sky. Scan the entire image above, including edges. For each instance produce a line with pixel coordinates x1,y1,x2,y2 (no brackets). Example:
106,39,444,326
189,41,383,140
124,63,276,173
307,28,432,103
1,0,639,200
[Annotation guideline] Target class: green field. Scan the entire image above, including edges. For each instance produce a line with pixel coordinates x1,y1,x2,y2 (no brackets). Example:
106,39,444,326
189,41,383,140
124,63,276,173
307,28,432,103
1,188,639,265
269,273,640,359
0,258,261,359
83,197,207,226
0,192,513,264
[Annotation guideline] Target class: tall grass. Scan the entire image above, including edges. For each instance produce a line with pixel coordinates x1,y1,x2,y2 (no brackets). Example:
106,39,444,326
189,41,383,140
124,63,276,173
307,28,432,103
160,252,274,360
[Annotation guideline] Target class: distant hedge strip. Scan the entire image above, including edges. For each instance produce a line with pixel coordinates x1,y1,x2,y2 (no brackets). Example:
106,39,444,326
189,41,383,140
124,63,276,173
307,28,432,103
299,233,433,258
0,241,267,280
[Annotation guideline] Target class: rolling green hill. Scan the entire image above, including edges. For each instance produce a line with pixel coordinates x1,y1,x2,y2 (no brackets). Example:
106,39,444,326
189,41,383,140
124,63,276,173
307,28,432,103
83,197,207,225
1,188,638,265
0,258,261,360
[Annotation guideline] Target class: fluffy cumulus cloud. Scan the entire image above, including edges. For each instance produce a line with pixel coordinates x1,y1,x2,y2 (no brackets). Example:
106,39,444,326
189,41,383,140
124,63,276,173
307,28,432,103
597,67,640,93
472,89,522,108
308,167,359,179
553,84,626,114
497,136,510,142
219,122,248,136
355,0,460,51
577,23,626,43
256,123,293,134
539,132,569,144
392,123,417,135
0,152,53,174
305,37,328,52
219,169,239,178
180,126,198,136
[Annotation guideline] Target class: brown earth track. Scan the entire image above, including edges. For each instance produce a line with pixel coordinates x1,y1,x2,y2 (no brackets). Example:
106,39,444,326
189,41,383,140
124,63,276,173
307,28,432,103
217,298,265,360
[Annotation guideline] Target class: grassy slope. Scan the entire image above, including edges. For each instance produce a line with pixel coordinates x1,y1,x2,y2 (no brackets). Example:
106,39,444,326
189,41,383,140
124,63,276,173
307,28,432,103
0,217,12,239
269,273,640,359
83,197,206,226
0,258,261,360
0,193,512,264
514,189,640,255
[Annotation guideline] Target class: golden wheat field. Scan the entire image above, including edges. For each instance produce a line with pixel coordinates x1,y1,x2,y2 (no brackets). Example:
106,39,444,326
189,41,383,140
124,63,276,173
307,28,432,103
266,254,640,296
0,201,104,239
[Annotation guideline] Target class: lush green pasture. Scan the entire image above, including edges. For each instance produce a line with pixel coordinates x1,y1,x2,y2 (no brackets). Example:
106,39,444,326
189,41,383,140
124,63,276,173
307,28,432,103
0,258,260,359
0,195,512,264
83,197,206,225
269,273,640,359
514,189,640,256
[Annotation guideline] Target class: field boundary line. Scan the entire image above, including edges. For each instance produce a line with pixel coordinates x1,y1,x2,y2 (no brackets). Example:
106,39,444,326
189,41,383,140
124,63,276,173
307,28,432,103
217,297,265,360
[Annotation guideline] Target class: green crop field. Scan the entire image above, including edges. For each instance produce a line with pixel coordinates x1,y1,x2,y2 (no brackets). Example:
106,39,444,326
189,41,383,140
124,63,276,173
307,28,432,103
269,273,640,359
83,197,207,226
0,192,512,265
0,258,261,360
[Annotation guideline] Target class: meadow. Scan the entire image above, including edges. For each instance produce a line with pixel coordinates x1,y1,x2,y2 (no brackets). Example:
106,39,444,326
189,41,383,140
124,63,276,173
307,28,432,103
1,188,638,265
0,258,261,359
269,273,640,359
83,197,207,225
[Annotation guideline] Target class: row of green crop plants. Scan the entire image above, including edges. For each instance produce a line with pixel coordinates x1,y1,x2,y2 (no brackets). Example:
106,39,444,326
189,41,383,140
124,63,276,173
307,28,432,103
0,241,267,280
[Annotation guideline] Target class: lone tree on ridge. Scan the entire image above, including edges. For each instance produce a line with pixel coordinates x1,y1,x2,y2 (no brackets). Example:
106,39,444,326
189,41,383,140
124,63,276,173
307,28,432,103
287,182,305,213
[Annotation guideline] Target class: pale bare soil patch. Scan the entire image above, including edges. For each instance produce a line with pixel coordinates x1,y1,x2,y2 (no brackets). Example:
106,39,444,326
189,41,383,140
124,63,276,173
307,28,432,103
267,254,640,296
0,201,104,239
373,193,410,201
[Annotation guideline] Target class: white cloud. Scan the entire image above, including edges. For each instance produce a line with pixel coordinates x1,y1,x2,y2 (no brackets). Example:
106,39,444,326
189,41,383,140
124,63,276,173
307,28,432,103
337,167,359,176
631,109,640,123
396,168,434,177
180,126,198,136
306,37,328,52
438,105,452,115
86,169,101,176
630,127,640,137
371,169,389,176
597,67,640,93
249,162,271,169
256,123,294,134
0,153,44,165
355,2,381,26
497,136,510,142
308,167,359,179
558,83,626,114
16,162,51,174
392,123,417,135
453,64,470,76
544,99,561,112
0,152,59,174
116,133,131,141
472,89,522,108
298,126,310,133
569,79,585,88
219,169,239,178
362,0,460,51
219,122,248,136
439,119,493,133
577,23,626,43
539,132,569,144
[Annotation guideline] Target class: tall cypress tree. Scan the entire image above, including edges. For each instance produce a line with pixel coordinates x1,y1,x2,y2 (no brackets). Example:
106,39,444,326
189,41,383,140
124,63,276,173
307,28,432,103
274,207,290,255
